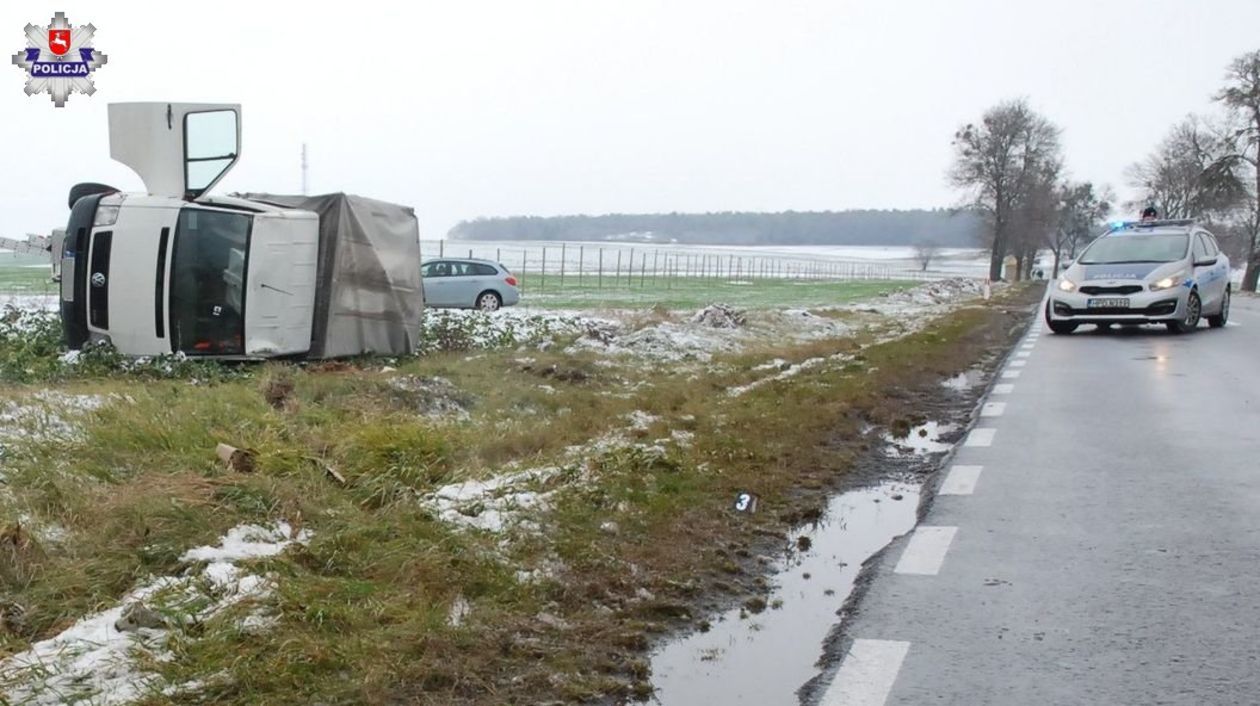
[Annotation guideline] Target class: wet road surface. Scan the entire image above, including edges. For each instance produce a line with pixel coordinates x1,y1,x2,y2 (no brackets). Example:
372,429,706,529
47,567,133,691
819,295,1260,705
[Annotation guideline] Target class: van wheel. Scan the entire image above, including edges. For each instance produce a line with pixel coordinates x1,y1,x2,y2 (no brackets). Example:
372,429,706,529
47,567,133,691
1207,288,1230,328
476,291,502,311
1167,290,1201,334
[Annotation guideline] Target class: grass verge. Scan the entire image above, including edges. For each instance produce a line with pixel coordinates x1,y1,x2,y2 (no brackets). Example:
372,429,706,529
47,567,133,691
0,284,1039,704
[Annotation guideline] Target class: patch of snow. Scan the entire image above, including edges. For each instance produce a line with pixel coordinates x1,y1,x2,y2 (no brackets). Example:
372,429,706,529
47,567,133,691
180,522,310,563
626,410,660,431
447,596,471,627
0,521,309,705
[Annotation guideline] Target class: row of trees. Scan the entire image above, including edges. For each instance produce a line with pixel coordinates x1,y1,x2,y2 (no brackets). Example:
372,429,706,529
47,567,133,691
950,49,1260,290
449,209,986,247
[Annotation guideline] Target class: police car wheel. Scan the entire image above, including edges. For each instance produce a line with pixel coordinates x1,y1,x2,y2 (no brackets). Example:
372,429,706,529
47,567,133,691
1207,288,1230,329
1167,291,1202,334
1045,302,1078,334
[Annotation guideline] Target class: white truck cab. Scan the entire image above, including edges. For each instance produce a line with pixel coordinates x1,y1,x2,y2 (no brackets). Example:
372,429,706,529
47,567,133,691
61,102,421,359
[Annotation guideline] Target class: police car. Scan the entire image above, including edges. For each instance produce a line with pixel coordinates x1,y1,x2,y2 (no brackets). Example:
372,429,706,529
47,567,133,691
1046,219,1231,334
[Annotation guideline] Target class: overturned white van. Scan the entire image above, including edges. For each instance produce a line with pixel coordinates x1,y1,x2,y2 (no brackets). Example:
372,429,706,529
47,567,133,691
60,102,423,359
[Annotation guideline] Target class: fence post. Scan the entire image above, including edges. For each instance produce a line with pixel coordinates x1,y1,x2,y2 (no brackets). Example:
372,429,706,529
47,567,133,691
599,248,604,289
541,246,547,291
560,243,566,290
579,245,584,288
652,250,659,286
616,250,622,285
627,248,635,287
439,240,445,257
521,251,527,293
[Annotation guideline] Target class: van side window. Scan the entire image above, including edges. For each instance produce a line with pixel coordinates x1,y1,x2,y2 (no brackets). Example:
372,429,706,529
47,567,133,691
472,263,498,276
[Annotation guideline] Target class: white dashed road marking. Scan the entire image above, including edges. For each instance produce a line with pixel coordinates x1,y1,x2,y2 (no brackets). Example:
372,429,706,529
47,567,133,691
965,428,997,447
1016,351,1031,358
992,383,1014,394
821,639,911,706
940,465,982,495
1009,359,1026,367
895,526,958,575
1001,370,1021,379
981,402,1005,417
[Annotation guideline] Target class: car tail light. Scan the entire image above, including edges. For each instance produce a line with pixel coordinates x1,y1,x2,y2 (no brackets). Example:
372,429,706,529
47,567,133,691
504,275,518,286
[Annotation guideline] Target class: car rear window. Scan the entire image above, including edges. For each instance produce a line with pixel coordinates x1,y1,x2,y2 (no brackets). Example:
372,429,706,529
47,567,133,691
1079,234,1188,265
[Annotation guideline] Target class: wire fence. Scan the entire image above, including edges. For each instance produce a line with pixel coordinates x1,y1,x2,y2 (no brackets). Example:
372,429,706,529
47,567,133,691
422,240,946,294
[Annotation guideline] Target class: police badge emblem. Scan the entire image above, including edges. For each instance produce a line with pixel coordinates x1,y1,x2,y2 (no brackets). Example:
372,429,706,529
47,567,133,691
10,11,108,107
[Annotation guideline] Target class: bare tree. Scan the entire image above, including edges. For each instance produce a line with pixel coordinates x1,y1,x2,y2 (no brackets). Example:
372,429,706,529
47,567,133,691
1009,158,1063,280
1126,114,1246,220
1216,49,1260,291
1050,181,1112,277
913,241,940,271
949,99,1063,281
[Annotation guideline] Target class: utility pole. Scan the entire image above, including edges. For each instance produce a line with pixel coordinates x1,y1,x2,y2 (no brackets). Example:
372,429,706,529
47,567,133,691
301,143,309,196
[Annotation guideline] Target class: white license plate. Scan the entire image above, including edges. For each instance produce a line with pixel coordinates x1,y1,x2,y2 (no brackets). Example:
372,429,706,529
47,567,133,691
1087,298,1129,309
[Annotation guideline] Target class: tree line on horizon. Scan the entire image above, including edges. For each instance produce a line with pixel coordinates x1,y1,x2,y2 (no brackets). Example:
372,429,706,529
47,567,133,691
950,49,1260,288
447,209,985,248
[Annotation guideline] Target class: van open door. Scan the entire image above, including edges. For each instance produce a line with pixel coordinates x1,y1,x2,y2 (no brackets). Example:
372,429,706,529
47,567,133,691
108,102,241,200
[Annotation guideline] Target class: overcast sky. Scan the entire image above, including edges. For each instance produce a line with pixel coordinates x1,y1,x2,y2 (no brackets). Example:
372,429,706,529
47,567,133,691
4,0,1260,240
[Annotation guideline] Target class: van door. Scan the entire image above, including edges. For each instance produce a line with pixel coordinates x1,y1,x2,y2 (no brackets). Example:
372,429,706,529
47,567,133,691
167,207,252,355
244,210,320,356
108,102,241,200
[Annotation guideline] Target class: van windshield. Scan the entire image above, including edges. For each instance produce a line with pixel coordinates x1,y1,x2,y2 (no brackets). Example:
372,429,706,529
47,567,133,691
169,208,250,355
1078,234,1188,265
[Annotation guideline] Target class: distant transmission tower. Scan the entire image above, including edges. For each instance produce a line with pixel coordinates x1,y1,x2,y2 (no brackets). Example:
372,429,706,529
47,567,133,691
301,142,309,195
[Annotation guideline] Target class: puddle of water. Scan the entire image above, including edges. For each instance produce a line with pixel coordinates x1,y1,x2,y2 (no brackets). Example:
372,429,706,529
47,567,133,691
940,368,984,392
649,481,920,705
882,421,956,457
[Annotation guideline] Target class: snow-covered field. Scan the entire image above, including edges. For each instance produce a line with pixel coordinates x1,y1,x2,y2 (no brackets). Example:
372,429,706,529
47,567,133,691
422,241,989,279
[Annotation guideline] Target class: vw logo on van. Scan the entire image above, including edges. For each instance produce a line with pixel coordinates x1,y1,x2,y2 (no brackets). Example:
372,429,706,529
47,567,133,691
90,272,106,288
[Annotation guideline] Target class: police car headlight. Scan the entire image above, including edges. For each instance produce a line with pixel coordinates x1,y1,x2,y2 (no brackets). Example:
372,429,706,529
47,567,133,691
1057,278,1077,292
1149,271,1188,291
93,205,120,227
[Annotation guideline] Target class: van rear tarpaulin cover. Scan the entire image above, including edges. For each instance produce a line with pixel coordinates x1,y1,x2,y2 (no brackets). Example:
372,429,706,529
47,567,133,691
239,193,423,358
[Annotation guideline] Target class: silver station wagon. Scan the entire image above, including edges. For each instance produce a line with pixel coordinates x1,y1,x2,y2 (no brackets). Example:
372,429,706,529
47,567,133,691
1047,219,1231,334
420,258,521,311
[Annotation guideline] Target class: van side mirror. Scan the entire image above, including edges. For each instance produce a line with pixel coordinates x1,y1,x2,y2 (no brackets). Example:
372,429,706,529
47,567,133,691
1194,257,1217,268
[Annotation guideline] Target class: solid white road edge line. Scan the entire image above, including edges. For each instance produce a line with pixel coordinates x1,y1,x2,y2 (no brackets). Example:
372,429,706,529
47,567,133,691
939,465,982,495
820,639,911,706
894,526,958,575
966,428,997,446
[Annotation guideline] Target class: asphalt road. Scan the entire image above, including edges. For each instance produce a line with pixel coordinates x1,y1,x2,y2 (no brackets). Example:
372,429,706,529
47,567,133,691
818,294,1260,706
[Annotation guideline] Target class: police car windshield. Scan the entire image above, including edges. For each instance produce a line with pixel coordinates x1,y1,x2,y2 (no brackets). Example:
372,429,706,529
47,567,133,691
1078,234,1188,265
